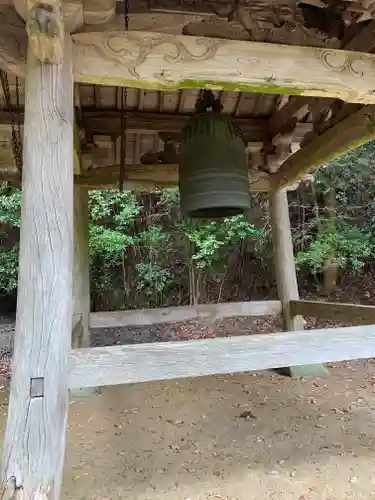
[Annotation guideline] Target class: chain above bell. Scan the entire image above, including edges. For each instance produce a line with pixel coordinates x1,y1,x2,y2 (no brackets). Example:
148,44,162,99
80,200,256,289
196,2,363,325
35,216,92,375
179,90,250,219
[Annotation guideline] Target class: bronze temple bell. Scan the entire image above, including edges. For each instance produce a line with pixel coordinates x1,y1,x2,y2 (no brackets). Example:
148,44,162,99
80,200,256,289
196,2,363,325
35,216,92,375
179,90,250,219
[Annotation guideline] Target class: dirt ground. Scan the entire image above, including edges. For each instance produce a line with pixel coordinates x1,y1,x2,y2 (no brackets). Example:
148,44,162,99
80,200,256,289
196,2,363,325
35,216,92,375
1,359,375,499
1,312,375,499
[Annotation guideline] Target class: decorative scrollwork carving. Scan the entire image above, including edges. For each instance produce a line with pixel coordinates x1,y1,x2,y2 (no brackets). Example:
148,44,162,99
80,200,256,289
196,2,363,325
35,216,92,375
322,49,365,77
182,3,341,47
146,0,375,27
78,31,225,79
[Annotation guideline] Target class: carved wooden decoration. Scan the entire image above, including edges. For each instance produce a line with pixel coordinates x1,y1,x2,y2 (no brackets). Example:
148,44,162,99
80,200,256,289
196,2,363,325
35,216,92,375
14,0,83,33
26,0,65,64
86,4,340,47
182,4,341,48
70,30,375,103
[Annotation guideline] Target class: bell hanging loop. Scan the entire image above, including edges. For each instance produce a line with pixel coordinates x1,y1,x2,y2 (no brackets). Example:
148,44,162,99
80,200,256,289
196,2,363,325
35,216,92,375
179,90,250,219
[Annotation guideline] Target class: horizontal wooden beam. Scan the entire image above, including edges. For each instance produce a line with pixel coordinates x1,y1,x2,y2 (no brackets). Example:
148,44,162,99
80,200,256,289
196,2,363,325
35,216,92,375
272,106,375,190
75,163,275,191
290,299,375,325
70,31,375,102
1,163,302,192
68,324,375,388
0,110,267,141
81,111,267,140
3,20,375,103
90,300,282,328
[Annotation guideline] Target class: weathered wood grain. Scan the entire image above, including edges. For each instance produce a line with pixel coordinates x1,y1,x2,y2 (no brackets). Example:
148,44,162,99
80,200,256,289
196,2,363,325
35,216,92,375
69,30,375,102
90,300,282,328
0,110,268,142
268,21,375,139
1,37,74,499
75,163,274,192
82,10,205,34
270,189,302,331
72,186,90,349
83,0,115,24
0,6,27,77
3,22,375,103
273,106,375,189
26,0,65,64
270,98,311,138
269,188,327,377
68,324,375,388
14,0,83,32
290,299,375,324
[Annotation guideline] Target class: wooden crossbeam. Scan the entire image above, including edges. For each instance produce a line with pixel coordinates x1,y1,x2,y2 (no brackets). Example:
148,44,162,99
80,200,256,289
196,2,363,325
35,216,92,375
3,19,375,102
68,324,375,388
2,163,301,192
70,31,375,101
290,300,375,325
272,106,375,190
90,301,282,328
0,110,268,141
75,163,274,191
75,163,305,192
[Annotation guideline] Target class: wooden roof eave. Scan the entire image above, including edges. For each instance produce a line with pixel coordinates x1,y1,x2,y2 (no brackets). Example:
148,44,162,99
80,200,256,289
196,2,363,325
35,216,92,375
1,4,375,189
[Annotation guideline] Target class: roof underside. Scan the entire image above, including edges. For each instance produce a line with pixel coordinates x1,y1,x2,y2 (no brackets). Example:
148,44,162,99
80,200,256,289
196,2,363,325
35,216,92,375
0,0,374,187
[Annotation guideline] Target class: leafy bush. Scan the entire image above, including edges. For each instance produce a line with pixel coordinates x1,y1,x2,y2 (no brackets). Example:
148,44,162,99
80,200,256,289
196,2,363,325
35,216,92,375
183,215,261,270
0,184,21,295
135,262,171,296
0,245,19,294
295,223,374,274
89,190,139,229
0,185,21,228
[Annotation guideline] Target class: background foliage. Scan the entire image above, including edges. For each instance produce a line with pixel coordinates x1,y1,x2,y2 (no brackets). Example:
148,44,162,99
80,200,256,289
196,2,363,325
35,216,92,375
1,141,375,309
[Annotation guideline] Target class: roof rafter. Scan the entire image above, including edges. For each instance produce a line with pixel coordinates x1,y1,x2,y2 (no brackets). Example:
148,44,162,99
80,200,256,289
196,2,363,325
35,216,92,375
272,105,375,190
269,20,375,138
0,110,268,141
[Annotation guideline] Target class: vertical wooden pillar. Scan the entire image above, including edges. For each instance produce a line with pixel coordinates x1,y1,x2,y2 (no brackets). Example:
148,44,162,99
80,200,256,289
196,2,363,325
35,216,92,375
269,188,328,377
72,185,90,349
1,37,74,499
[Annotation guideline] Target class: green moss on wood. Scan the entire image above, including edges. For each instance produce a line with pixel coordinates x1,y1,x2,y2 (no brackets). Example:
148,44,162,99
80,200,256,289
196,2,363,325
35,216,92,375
74,120,80,155
77,77,309,96
327,119,375,163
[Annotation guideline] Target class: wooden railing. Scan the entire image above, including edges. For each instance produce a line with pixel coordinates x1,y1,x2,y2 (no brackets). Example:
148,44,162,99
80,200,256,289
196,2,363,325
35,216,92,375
68,323,375,389
290,299,375,325
65,298,375,389
89,300,282,328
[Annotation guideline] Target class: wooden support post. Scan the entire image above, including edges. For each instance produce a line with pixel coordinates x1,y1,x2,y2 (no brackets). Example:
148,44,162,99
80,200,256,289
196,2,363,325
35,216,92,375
269,188,328,378
1,36,74,499
72,185,90,349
